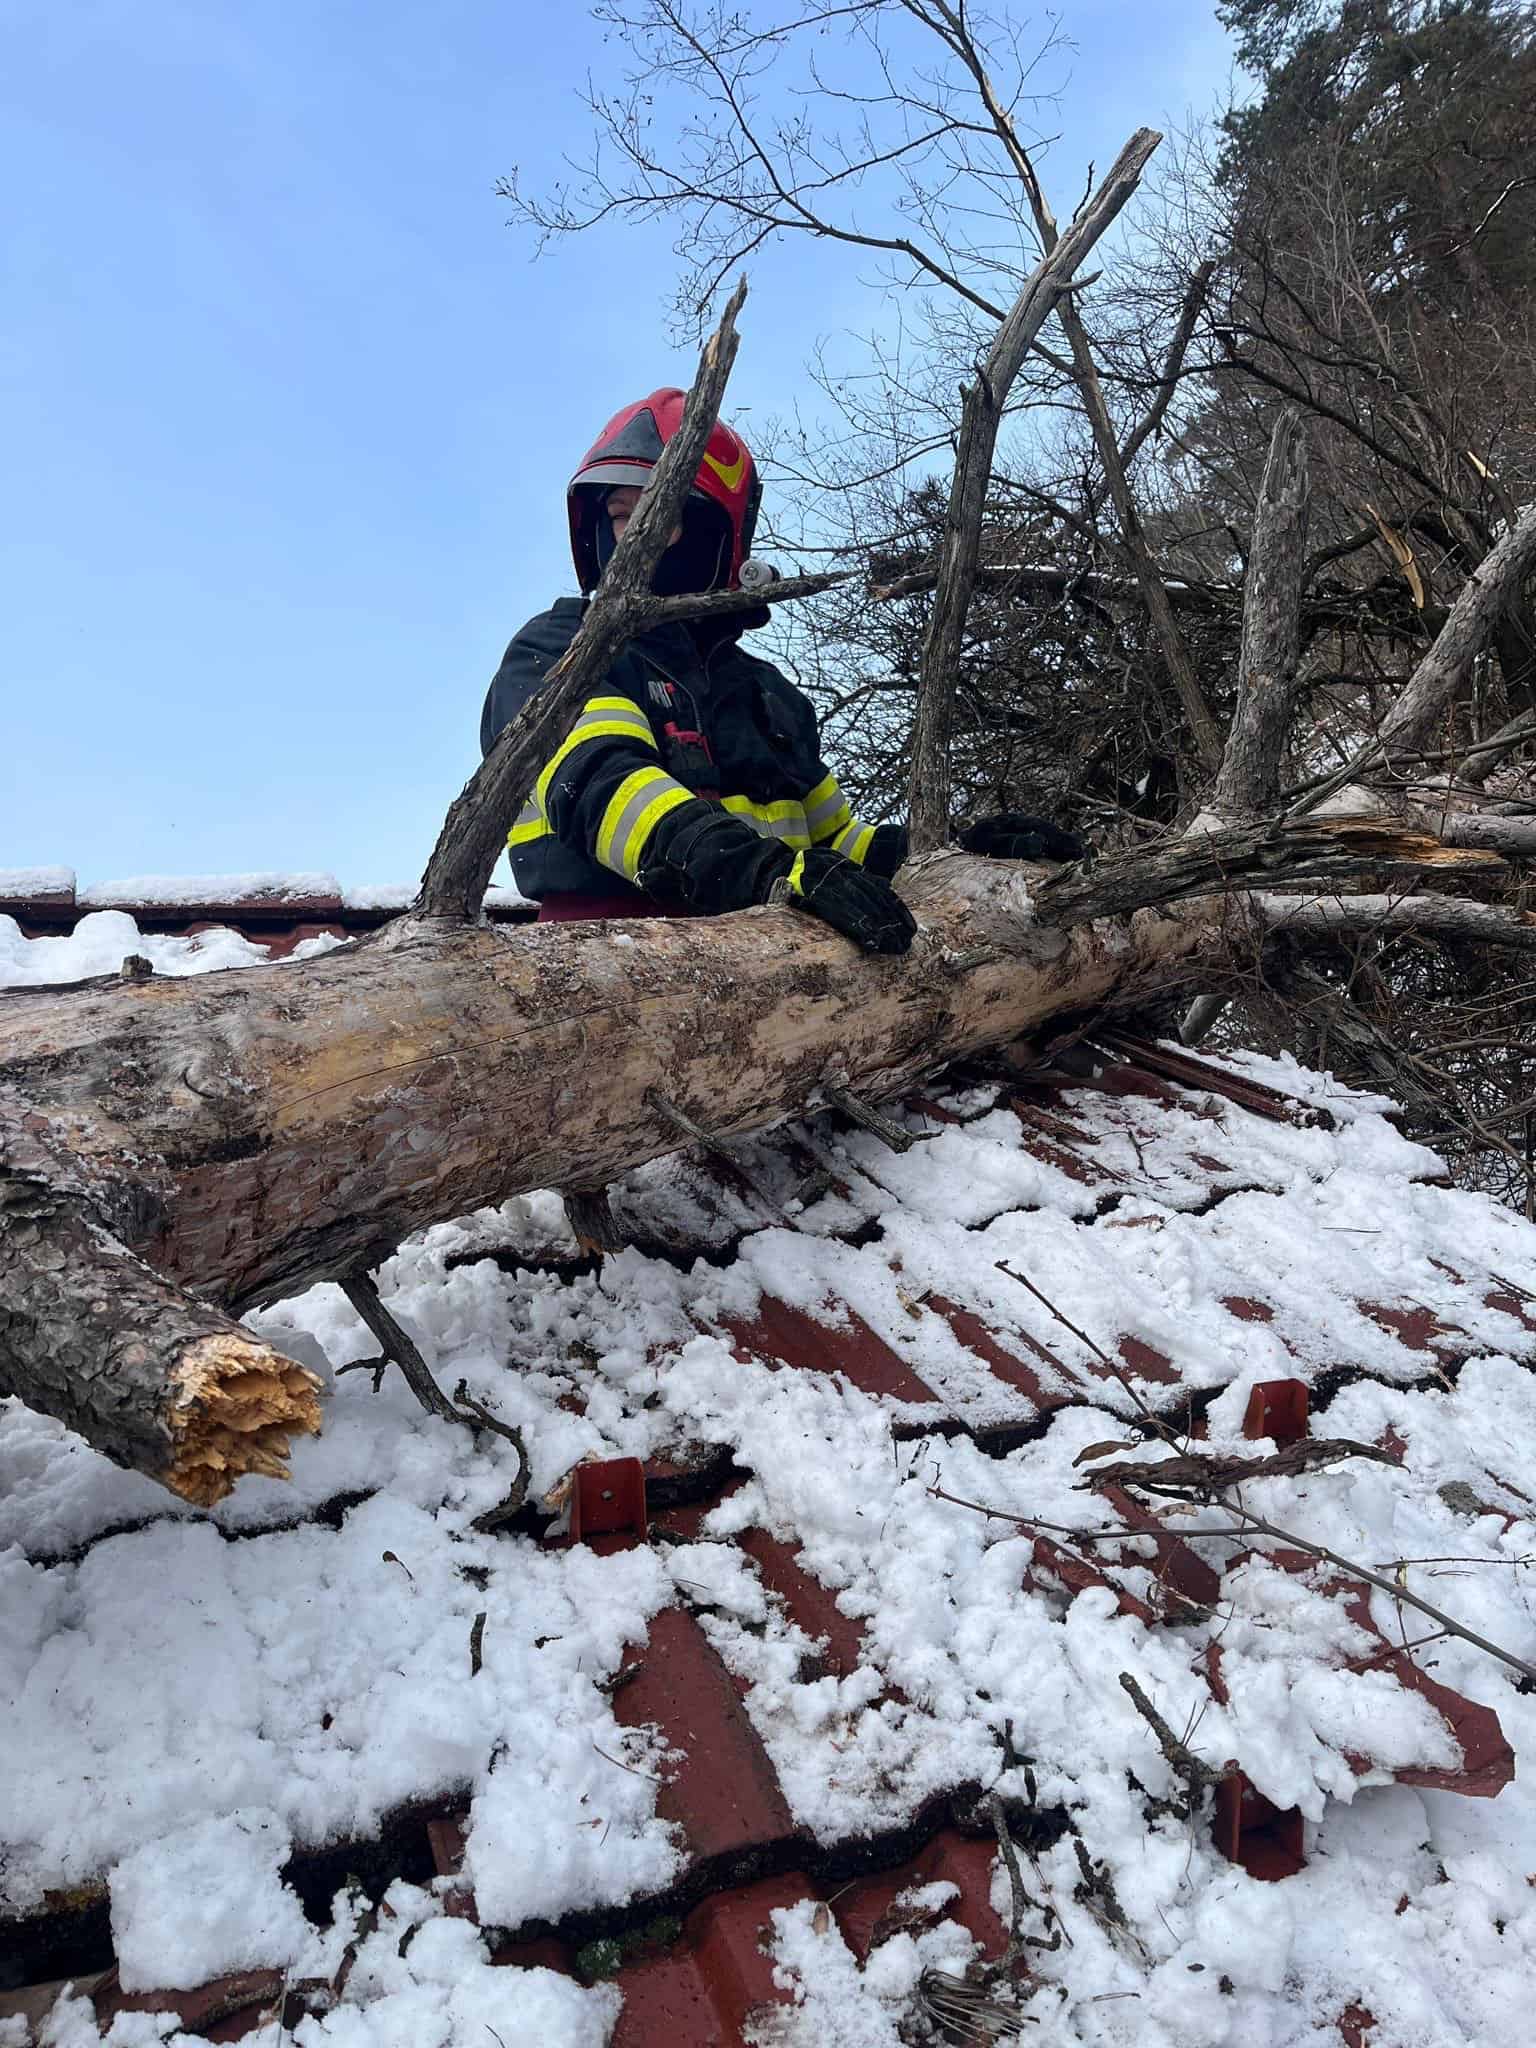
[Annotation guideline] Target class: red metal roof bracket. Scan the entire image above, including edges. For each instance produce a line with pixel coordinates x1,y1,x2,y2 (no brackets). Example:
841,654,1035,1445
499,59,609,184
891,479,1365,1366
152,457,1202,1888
570,1458,649,1544
1212,1770,1306,1881
1243,1380,1310,1445
1338,2002,1378,2046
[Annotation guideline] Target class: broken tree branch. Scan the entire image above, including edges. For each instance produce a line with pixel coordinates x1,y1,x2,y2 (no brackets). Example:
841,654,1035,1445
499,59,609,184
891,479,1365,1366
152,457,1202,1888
1210,412,1311,815
1296,501,1536,815
1378,499,1536,756
1031,814,1497,927
905,127,1163,852
1253,891,1536,955
0,1099,321,1503
1085,1441,1398,1496
340,1271,461,1424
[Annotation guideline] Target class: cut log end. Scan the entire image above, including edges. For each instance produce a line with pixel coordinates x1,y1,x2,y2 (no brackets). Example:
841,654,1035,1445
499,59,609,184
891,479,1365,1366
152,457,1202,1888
165,1333,323,1506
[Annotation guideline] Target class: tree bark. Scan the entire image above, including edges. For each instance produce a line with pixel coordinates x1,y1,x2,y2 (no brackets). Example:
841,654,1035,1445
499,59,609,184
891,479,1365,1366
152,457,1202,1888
905,127,1162,851
0,1105,321,1504
1375,501,1536,761
1440,812,1536,858
1254,891,1536,955
0,819,1493,1498
1210,412,1310,814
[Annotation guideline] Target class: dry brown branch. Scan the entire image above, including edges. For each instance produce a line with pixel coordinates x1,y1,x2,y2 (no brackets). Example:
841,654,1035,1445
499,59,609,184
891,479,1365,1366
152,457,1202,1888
1083,1440,1398,1497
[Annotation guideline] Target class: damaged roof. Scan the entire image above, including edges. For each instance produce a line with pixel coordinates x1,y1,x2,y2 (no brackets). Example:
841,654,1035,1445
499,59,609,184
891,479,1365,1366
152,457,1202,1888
4,888,1536,2047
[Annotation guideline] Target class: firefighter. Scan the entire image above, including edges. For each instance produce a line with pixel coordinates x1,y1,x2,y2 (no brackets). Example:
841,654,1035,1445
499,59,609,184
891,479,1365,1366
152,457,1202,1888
480,390,1084,953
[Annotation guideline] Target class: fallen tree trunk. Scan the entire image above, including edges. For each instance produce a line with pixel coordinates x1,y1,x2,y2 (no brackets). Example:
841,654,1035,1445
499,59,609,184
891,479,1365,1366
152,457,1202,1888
0,822,1497,1500
0,1108,322,1505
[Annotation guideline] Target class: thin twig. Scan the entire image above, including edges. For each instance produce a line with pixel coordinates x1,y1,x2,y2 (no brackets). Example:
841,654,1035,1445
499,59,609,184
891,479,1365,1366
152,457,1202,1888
1118,1672,1219,1794
994,1261,1175,1439
452,1377,532,1526
925,1481,1240,1542
341,1272,462,1423
593,1742,661,1782
1223,1500,1536,1687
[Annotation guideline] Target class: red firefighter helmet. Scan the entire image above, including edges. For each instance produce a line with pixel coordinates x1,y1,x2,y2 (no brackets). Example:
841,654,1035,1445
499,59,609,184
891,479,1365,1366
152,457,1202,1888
567,388,762,594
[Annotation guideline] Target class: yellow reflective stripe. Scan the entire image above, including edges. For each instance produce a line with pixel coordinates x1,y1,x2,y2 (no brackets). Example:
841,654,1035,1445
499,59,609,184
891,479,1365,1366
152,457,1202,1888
832,820,876,865
803,773,852,842
721,794,804,824
785,850,807,896
720,793,812,847
507,792,549,848
535,699,656,807
597,768,695,879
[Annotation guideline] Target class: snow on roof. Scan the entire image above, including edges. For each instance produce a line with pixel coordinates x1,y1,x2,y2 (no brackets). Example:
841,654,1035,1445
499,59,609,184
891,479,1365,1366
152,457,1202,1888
77,872,347,909
0,865,75,901
4,909,1536,2045
0,878,536,981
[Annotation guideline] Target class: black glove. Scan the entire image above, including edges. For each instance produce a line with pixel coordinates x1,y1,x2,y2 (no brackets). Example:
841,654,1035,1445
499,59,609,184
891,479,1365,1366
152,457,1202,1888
640,801,915,953
638,800,792,914
864,822,909,879
775,846,916,955
957,812,1088,863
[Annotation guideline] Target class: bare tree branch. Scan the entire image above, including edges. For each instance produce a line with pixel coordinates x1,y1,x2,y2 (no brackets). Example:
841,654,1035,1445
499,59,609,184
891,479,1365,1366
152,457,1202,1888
1255,891,1536,955
1211,410,1311,813
906,126,1163,851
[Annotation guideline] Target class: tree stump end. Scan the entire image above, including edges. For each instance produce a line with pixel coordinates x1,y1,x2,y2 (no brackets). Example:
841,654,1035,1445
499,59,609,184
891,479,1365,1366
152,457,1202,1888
166,1334,323,1505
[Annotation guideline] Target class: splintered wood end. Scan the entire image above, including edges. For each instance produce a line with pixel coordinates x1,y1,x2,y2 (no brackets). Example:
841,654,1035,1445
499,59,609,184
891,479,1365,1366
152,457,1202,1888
166,1333,323,1506
1323,817,1502,867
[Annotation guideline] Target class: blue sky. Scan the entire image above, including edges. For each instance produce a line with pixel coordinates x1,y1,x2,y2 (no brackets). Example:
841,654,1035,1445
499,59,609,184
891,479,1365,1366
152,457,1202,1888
3,0,1239,887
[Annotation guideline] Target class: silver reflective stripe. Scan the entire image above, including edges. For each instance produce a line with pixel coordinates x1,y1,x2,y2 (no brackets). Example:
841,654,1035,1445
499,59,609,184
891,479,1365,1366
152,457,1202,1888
803,784,848,837
602,774,675,875
508,793,549,846
721,797,809,843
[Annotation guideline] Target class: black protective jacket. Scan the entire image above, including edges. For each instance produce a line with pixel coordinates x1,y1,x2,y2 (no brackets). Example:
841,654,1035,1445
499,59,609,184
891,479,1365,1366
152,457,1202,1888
480,598,901,904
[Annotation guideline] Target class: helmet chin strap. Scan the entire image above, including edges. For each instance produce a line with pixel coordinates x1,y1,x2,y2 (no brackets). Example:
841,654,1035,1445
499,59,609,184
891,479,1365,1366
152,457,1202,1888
592,505,619,581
